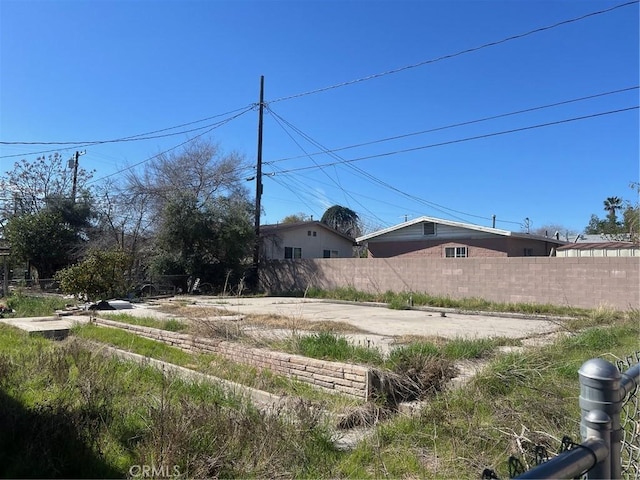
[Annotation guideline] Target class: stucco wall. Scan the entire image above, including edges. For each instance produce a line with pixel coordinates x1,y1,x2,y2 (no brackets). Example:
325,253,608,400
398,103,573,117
259,257,640,310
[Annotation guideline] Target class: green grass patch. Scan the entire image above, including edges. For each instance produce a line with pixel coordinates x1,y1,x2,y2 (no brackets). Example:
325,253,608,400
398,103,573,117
295,331,384,364
3,291,74,317
99,312,188,332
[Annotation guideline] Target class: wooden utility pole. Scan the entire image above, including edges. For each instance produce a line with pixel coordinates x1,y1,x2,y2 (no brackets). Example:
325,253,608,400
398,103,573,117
70,150,86,203
252,76,265,288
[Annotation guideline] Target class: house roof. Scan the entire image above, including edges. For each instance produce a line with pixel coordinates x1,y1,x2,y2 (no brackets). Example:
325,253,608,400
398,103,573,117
356,216,567,245
573,233,634,243
556,241,638,251
260,220,356,243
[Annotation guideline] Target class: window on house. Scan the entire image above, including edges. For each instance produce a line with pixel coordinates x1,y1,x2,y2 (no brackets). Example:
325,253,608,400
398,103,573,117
445,246,468,258
284,247,302,259
423,222,436,235
323,249,339,258
313,231,317,237
524,248,534,256
307,231,311,236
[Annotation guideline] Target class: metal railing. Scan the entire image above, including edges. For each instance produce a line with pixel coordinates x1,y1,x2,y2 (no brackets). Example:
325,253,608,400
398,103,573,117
515,354,640,479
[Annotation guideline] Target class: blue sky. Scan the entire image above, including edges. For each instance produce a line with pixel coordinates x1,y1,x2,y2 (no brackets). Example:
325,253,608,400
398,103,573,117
1,0,638,235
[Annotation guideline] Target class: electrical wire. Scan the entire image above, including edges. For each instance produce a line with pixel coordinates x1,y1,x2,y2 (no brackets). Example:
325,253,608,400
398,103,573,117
268,1,638,103
0,105,255,160
266,105,389,226
272,106,639,174
86,108,253,185
266,86,639,165
265,106,522,226
0,105,254,147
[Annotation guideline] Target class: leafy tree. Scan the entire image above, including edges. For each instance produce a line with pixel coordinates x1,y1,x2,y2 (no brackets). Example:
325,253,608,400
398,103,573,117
5,210,78,280
0,153,94,218
0,154,96,279
281,212,311,223
152,193,254,289
125,140,255,290
320,205,361,237
56,248,133,301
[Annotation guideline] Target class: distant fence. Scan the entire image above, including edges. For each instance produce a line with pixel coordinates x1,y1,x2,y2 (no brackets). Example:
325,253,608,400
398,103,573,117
512,353,640,479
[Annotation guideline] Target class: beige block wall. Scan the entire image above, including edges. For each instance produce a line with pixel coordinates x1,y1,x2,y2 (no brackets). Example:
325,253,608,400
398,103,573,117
94,318,372,399
260,257,640,310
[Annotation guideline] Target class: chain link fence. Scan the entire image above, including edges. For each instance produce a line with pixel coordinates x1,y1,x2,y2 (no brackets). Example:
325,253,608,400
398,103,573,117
496,352,640,480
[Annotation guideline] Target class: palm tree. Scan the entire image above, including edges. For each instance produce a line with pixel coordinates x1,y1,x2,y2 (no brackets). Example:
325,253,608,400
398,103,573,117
320,205,361,237
603,196,623,223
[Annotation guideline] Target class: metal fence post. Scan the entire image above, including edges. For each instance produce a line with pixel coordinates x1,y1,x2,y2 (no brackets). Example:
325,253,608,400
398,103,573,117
579,358,623,479
582,410,612,479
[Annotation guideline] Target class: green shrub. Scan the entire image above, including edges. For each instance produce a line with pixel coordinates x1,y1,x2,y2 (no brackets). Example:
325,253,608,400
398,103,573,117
56,248,133,301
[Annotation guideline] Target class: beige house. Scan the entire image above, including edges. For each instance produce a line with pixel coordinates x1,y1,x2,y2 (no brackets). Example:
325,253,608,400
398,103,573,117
261,221,355,260
356,216,566,258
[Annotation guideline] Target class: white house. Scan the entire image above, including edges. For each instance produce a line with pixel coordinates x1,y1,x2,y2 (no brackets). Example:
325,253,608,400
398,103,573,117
261,221,355,260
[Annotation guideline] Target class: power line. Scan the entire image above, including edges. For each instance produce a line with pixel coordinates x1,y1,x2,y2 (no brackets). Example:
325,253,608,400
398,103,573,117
268,1,638,104
0,105,254,147
266,105,389,226
265,106,522,225
86,108,253,185
0,105,255,159
273,106,639,174
265,86,639,165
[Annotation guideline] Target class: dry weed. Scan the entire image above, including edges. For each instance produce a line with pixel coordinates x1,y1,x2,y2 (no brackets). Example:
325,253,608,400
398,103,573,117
336,402,393,429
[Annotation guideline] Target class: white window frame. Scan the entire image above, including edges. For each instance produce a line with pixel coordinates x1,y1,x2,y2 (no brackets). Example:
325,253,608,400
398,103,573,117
445,246,468,258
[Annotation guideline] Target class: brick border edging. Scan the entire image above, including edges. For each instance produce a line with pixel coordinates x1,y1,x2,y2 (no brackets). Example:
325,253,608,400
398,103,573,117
92,317,373,400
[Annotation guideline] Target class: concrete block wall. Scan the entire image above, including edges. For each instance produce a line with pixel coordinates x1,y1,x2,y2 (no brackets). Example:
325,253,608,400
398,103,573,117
93,318,372,399
259,257,639,310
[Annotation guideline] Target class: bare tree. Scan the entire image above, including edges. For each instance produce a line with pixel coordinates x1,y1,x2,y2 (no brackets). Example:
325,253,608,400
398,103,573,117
126,139,247,223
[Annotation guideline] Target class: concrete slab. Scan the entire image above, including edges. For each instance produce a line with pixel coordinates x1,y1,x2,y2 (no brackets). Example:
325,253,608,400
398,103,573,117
0,315,91,339
187,297,561,340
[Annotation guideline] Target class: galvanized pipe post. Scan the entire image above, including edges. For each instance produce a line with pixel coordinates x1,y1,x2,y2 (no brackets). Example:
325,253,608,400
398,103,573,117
579,358,623,479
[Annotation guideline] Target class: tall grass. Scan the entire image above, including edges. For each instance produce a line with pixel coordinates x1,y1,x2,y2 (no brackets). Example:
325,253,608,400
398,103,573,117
4,291,73,317
0,324,341,479
295,331,384,364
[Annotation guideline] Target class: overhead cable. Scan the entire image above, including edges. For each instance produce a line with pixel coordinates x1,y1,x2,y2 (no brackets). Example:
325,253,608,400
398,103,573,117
266,86,639,165
86,110,253,185
266,105,389,226
266,106,521,225
268,1,638,104
0,106,254,160
272,106,639,174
